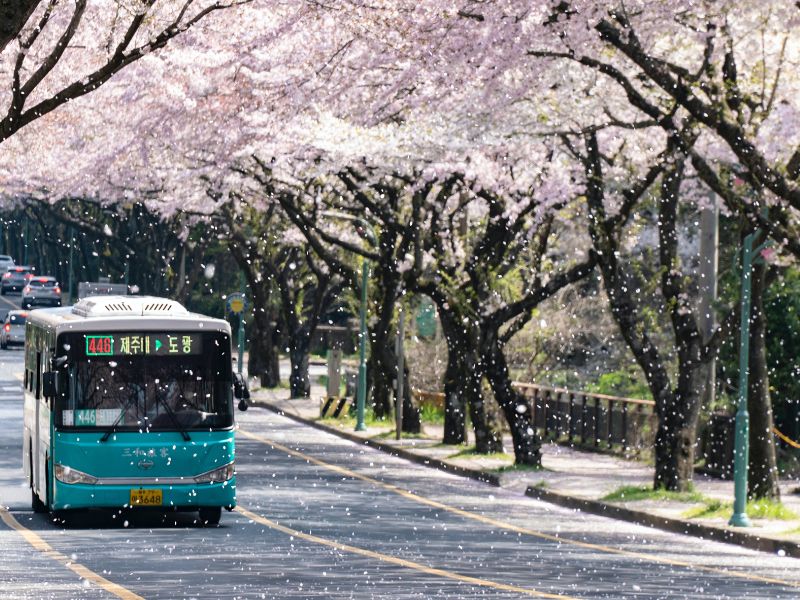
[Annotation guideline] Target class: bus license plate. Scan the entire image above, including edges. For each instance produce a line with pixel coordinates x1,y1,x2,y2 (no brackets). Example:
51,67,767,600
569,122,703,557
130,489,162,506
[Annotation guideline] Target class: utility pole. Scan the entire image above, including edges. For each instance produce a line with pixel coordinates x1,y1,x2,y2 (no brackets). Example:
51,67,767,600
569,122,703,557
395,309,405,440
67,227,74,303
698,196,719,406
356,258,369,432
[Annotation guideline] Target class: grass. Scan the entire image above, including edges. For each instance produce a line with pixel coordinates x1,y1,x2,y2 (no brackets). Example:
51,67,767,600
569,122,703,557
447,445,514,461
602,484,705,503
419,403,444,425
374,430,428,440
493,463,546,473
683,498,799,521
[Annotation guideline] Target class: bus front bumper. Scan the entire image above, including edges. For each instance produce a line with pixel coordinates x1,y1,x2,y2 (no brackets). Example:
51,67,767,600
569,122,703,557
52,478,236,511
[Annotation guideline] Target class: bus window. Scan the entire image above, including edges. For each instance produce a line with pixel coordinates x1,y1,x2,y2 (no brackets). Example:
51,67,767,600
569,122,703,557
35,352,41,400
56,332,232,432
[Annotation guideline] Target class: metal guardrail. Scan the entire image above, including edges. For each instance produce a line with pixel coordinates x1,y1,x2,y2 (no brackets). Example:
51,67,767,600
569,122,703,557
412,384,657,454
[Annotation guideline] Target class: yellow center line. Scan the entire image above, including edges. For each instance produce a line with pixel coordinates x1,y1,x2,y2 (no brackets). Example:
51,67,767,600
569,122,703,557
235,506,573,599
0,507,143,600
238,428,800,590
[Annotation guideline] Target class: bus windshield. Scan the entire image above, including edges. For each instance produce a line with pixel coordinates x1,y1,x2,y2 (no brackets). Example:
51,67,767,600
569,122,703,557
56,331,233,432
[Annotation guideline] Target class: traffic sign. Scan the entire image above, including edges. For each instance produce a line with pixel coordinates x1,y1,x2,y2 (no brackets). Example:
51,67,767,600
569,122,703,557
227,293,248,314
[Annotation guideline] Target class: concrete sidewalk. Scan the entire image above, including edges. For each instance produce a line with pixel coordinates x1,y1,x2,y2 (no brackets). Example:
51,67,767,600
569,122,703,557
245,381,800,557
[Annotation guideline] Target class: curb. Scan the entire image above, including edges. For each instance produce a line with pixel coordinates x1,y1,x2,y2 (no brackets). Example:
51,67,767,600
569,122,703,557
525,486,800,558
249,401,500,486
249,399,797,557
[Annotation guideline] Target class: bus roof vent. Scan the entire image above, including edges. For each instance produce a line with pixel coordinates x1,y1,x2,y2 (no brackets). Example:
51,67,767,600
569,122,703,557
71,296,188,318
141,299,188,316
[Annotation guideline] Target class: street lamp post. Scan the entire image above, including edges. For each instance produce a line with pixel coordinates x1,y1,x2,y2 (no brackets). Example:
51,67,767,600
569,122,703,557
729,227,772,528
729,231,754,528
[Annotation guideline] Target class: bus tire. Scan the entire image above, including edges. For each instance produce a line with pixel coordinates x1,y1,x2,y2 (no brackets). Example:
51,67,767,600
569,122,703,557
198,507,221,526
31,449,47,513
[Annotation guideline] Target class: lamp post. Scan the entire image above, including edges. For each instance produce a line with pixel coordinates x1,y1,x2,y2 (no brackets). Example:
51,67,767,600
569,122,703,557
729,231,755,528
319,211,375,432
729,227,771,527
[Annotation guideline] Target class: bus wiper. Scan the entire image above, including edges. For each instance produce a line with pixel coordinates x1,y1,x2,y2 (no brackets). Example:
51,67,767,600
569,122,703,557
156,395,191,441
101,394,138,442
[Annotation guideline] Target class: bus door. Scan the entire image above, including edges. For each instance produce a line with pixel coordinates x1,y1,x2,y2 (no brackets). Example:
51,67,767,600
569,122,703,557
33,349,42,494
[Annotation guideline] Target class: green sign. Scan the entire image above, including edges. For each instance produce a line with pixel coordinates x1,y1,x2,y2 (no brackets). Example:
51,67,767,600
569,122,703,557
415,298,437,339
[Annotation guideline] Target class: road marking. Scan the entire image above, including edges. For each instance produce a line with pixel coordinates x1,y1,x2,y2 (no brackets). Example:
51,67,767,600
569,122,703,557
235,506,573,599
238,428,800,590
2,386,20,392
0,295,19,310
0,507,143,599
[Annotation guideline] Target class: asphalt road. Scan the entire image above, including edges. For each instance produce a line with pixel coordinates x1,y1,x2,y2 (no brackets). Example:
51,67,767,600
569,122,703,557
2,320,800,597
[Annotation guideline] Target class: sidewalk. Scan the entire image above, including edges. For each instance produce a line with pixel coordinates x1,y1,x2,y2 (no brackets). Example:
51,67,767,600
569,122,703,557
246,380,800,557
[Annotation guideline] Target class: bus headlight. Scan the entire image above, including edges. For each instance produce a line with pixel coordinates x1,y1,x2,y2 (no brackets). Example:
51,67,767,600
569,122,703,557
54,464,98,485
194,462,235,484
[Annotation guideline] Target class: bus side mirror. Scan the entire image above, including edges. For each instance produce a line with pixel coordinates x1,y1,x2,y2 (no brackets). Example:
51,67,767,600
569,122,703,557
233,372,249,411
43,372,58,399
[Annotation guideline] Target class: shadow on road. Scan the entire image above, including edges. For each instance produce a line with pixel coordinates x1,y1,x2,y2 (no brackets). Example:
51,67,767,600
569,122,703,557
12,508,230,530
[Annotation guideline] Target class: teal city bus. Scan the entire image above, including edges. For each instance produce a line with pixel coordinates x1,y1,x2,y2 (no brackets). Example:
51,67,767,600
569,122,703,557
22,296,248,525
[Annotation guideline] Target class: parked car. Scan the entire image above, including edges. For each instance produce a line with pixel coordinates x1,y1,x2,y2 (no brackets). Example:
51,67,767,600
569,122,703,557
0,255,14,273
22,276,62,309
1,265,34,295
0,310,27,349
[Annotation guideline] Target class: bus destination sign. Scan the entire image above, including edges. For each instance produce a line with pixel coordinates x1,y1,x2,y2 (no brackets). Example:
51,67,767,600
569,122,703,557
85,333,202,356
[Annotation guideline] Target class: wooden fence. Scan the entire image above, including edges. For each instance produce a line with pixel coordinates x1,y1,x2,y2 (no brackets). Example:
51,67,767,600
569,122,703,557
412,383,658,455
513,384,657,454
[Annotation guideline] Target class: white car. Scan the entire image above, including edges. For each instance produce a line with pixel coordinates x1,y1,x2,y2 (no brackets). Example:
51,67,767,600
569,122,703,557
0,255,14,273
1,310,27,349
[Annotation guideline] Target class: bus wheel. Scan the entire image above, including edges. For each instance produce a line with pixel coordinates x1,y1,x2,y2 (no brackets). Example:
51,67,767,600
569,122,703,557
31,487,47,513
31,451,47,513
198,507,221,526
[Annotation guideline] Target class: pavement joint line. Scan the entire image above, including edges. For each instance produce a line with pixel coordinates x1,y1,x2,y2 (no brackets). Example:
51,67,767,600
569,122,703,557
238,425,800,590
0,506,143,600
234,506,574,599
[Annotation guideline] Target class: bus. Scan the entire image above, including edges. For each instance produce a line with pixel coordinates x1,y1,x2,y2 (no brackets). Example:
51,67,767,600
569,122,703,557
22,295,249,525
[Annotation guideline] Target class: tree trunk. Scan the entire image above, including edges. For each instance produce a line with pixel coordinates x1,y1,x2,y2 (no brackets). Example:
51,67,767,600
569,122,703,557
466,361,504,454
747,258,780,500
400,362,421,433
653,394,697,491
483,338,541,465
442,347,468,444
249,309,280,388
439,310,469,444
288,333,311,398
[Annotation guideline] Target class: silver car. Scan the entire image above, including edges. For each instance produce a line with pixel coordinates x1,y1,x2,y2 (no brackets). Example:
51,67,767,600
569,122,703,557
1,310,27,349
22,276,62,309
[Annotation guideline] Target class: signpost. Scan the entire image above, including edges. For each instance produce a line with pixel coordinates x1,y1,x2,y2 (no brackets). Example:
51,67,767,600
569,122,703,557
227,290,248,376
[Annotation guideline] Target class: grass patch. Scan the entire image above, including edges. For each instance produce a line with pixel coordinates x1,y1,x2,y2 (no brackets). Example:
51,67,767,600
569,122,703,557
374,430,428,440
419,403,444,425
602,484,705,503
683,498,799,521
493,463,545,473
447,445,514,461
319,409,390,429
